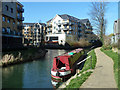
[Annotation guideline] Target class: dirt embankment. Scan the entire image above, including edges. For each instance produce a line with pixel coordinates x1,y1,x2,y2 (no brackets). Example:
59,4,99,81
0,48,47,67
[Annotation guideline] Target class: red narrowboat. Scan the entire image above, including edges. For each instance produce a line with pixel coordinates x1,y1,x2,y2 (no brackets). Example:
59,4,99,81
51,48,85,87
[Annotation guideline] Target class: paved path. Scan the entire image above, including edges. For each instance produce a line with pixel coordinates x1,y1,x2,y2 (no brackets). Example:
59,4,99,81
80,47,117,88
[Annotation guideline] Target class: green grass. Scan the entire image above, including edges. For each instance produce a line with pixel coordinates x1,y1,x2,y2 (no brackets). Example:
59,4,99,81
101,48,119,89
64,71,93,89
80,50,97,73
64,50,96,88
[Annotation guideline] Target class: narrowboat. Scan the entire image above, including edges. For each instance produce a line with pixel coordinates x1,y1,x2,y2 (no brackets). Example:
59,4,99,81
51,48,85,87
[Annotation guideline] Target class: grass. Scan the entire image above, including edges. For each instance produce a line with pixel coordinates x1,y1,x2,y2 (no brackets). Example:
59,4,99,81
80,50,97,74
101,48,119,89
65,71,93,89
64,50,97,88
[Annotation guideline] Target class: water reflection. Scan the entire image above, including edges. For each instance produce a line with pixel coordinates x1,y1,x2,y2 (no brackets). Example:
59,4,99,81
2,65,24,88
2,49,66,88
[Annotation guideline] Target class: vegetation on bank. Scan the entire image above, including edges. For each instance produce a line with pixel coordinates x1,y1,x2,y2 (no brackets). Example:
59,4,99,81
67,39,91,47
64,50,97,88
100,47,119,89
1,48,47,67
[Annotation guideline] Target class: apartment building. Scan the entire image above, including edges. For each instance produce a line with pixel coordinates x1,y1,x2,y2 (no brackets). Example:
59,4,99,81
113,19,120,43
22,23,46,47
80,19,98,41
33,23,46,47
22,23,34,46
46,14,93,45
1,1,24,50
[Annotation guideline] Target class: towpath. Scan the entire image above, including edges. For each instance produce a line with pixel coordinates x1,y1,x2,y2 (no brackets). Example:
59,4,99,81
80,47,117,88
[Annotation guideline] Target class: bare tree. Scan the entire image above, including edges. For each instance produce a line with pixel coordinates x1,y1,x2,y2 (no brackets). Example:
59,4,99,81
89,2,107,43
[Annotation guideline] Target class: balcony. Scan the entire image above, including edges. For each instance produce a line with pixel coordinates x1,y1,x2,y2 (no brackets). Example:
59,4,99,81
17,25,24,30
78,24,81,27
63,21,69,25
86,26,92,30
58,28,61,30
17,17,24,21
69,22,74,26
47,24,52,27
48,29,52,32
17,7,24,13
85,31,93,34
78,29,82,32
69,27,73,31
63,28,68,31
57,23,61,26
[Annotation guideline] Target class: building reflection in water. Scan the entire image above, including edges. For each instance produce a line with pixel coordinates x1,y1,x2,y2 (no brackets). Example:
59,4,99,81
2,49,67,88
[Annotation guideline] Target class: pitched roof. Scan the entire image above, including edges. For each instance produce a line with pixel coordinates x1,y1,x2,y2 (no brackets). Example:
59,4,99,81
46,14,89,24
80,19,89,24
47,19,52,23
59,14,80,22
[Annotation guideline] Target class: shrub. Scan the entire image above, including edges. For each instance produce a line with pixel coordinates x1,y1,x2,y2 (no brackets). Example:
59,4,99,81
66,39,91,47
102,45,112,50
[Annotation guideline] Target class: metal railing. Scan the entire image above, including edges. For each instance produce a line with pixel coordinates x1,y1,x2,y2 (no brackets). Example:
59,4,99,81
77,55,92,69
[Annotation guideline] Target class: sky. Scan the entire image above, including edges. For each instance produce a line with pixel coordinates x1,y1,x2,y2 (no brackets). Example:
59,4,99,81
21,2,118,35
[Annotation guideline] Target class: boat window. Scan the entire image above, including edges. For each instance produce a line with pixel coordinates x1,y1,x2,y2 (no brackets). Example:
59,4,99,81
56,59,66,69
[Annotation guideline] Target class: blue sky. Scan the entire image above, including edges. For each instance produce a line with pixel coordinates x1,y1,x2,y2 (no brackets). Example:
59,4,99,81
21,2,118,35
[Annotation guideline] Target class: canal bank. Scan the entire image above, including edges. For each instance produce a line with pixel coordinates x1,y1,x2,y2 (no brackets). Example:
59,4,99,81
2,49,67,88
1,48,47,67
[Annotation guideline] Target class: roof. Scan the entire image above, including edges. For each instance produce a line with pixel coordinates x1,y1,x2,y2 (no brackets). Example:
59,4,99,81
23,23,35,27
80,19,89,24
46,14,89,24
59,14,81,22
47,19,52,23
23,23,46,27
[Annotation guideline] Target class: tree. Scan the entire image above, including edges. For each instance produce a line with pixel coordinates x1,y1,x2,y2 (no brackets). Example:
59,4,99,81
89,2,107,44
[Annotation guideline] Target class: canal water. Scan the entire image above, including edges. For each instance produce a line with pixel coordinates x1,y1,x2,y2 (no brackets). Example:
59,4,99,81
2,49,68,88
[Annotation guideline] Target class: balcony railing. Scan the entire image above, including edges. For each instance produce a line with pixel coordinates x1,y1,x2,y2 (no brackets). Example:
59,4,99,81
58,28,61,31
63,28,68,31
69,27,73,31
48,29,52,32
57,23,61,26
78,24,81,27
17,17,24,21
63,21,69,25
69,22,74,26
85,31,93,34
17,7,24,13
47,24,52,27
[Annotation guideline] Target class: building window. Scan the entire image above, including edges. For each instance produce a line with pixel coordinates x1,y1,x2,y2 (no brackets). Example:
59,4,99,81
2,16,5,21
7,19,10,23
13,21,15,25
69,31,71,34
7,27,11,34
11,8,13,13
17,21,20,24
58,20,60,22
13,30,16,35
64,26,67,28
2,27,6,33
5,5,8,11
17,13,20,17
